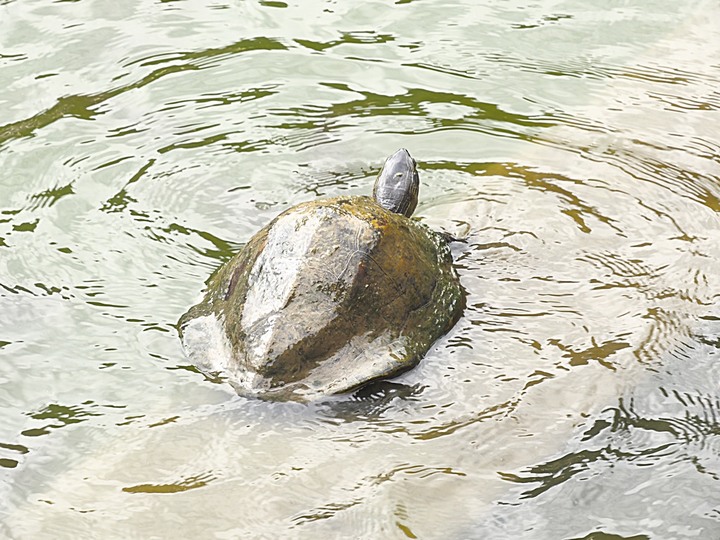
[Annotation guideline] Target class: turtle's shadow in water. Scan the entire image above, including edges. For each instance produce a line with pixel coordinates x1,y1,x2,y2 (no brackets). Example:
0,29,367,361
176,361,424,421
314,380,425,422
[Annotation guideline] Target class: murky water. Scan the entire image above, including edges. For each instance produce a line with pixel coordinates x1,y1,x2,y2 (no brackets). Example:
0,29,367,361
1,0,719,538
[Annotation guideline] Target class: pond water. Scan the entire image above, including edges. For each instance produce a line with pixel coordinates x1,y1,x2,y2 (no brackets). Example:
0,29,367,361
1,0,719,538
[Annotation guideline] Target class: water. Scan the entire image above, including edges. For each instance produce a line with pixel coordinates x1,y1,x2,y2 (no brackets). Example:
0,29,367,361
1,0,719,538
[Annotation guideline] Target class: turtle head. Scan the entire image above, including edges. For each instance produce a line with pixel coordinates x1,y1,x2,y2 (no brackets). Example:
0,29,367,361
373,148,419,217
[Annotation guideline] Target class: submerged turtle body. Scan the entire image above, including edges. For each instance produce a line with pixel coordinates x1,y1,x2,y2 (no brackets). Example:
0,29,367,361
179,151,463,401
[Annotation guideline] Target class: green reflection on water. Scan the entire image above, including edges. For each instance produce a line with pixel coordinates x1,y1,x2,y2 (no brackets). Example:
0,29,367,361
0,37,286,147
122,472,216,494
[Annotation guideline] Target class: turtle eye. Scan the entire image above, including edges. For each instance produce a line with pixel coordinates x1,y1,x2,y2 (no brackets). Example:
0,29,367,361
395,172,404,178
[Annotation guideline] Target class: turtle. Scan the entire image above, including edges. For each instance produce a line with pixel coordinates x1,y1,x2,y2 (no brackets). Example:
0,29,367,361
179,149,464,402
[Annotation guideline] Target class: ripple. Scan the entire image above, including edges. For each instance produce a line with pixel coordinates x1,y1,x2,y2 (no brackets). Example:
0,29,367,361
122,36,287,70
294,30,396,53
0,52,28,64
509,332,720,505
0,441,28,471
0,37,287,149
122,470,217,494
159,84,278,115
20,402,104,438
649,89,720,112
482,52,718,87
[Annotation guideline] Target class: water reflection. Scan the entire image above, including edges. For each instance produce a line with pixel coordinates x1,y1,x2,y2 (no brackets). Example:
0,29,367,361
0,37,286,148
122,471,217,494
482,314,720,537
295,30,397,53
21,403,102,438
316,381,424,422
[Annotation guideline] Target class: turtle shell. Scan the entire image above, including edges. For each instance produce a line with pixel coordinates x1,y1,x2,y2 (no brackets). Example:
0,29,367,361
179,195,463,401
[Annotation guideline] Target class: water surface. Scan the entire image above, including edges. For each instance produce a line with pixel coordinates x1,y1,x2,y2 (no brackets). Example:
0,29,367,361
1,0,719,538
